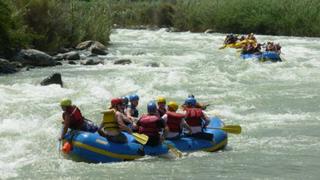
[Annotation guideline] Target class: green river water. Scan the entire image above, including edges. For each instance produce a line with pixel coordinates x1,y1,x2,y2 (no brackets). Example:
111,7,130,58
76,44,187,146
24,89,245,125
0,29,319,179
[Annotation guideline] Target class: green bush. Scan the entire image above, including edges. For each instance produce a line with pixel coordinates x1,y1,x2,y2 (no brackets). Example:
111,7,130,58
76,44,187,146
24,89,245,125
1,0,112,54
110,0,320,37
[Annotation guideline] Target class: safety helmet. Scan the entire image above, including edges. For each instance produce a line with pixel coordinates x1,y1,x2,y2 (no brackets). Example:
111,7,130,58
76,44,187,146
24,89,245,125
184,97,196,107
188,94,195,98
111,98,123,106
157,96,166,104
60,98,72,107
129,94,139,102
121,96,129,105
147,101,157,113
167,101,178,111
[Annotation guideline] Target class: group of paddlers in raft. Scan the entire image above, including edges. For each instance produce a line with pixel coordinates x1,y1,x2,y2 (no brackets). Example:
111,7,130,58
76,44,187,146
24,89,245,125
223,33,282,55
58,94,213,147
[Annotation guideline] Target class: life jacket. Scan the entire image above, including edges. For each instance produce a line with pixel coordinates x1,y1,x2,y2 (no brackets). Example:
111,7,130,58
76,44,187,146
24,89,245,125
158,108,166,117
65,106,84,129
129,104,139,118
138,115,160,137
185,108,203,127
166,111,185,132
101,109,119,131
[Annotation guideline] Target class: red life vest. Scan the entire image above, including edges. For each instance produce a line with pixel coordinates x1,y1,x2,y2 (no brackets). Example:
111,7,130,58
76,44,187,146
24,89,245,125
166,111,185,132
185,108,203,127
138,115,161,136
65,106,84,129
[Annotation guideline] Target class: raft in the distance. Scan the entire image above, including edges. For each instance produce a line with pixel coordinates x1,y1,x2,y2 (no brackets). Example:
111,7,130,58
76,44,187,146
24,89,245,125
62,117,228,163
240,51,282,62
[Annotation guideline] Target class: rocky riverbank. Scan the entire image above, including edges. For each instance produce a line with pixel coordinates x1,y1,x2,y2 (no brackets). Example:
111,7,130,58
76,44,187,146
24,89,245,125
0,40,130,75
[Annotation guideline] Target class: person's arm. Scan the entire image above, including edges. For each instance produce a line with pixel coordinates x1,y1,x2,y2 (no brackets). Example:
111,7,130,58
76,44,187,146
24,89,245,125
181,119,192,134
98,121,107,137
126,108,136,121
202,111,210,127
122,114,133,124
158,118,168,140
60,113,70,140
117,112,132,134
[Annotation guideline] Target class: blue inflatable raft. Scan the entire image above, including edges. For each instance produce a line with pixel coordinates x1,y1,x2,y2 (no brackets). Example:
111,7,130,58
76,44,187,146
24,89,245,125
240,51,281,62
62,117,228,163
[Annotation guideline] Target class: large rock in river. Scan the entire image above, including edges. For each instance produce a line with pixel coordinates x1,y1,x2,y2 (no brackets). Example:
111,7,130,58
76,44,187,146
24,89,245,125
40,73,63,87
0,59,18,74
75,40,108,55
114,59,132,65
54,51,80,61
13,49,55,66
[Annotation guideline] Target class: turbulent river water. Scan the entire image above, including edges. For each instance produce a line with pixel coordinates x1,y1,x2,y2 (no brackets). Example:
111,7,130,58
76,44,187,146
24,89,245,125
1,29,320,179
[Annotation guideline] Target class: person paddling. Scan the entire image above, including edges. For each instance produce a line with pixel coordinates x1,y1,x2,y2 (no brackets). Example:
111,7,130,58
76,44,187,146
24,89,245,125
98,98,132,144
126,94,139,122
59,98,98,141
183,97,213,141
136,101,168,146
162,101,192,139
157,96,167,117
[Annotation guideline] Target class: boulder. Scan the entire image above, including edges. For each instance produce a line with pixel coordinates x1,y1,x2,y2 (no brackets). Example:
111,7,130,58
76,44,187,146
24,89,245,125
81,59,104,65
10,61,23,68
204,29,215,34
13,49,55,67
68,60,77,65
0,59,18,74
144,62,160,67
75,40,94,50
114,59,132,65
55,51,80,61
40,73,63,87
90,42,108,55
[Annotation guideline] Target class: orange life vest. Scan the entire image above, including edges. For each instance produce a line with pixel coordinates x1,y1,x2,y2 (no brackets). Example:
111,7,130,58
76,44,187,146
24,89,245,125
65,106,84,129
166,111,185,132
138,115,161,136
185,108,203,127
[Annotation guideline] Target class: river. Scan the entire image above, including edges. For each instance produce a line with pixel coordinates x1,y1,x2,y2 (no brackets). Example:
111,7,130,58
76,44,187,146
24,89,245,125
0,29,320,179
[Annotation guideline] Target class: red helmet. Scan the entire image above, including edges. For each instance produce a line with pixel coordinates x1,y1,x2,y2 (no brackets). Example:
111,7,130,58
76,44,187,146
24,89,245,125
111,98,123,106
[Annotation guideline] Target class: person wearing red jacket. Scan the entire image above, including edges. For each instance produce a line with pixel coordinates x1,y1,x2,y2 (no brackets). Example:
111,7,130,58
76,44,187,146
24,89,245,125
136,101,168,146
162,101,192,139
59,98,98,141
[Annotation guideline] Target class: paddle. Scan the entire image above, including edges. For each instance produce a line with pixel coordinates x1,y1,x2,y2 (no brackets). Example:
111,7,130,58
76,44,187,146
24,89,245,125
132,133,148,145
132,133,183,157
207,125,241,134
219,45,227,49
165,143,183,158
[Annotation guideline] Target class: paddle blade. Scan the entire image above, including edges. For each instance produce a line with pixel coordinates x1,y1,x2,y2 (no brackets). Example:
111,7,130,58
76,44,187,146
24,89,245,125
219,45,226,49
132,133,149,145
221,125,242,134
166,143,183,158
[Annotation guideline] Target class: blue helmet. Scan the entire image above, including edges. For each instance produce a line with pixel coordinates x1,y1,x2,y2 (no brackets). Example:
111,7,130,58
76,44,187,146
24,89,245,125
188,94,195,98
121,96,129,105
147,101,157,113
129,94,139,102
184,97,196,106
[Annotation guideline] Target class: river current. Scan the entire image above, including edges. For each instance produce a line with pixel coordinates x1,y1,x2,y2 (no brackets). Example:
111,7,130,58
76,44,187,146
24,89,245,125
0,29,319,179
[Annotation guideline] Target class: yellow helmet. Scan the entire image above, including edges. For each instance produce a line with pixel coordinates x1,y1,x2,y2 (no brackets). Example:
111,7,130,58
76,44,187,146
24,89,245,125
157,96,166,104
167,101,178,111
60,98,72,107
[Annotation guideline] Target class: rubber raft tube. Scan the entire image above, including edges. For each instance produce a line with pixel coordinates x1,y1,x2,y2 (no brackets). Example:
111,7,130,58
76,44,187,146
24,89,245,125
62,117,228,163
240,51,282,62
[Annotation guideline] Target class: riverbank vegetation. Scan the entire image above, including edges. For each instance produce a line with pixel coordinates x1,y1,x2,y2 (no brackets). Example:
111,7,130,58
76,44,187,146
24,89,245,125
0,0,111,57
111,0,320,37
1,0,319,58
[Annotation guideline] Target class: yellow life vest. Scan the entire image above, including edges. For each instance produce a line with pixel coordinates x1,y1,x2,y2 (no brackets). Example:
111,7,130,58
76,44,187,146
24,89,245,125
101,109,119,131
